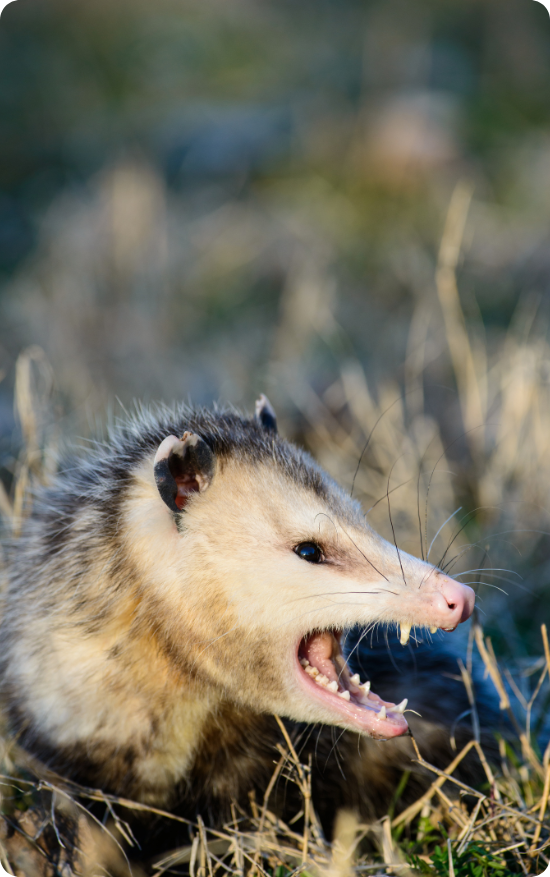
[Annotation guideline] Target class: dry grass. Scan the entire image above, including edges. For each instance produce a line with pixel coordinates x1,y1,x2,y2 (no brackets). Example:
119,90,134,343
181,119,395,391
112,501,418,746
0,187,549,874
0,643,548,877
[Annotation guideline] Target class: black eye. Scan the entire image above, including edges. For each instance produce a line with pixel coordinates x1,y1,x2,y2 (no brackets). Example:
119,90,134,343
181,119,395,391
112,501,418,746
295,542,323,563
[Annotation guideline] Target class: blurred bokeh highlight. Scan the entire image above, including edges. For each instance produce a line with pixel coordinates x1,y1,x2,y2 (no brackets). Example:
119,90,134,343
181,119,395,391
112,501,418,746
1,0,550,663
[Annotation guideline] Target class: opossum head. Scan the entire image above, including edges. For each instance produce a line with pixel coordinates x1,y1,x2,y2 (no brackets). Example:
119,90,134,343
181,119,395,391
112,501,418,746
130,397,474,742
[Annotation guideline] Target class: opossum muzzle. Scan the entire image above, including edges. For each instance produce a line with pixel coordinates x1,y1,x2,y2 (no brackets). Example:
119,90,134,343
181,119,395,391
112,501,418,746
297,630,408,738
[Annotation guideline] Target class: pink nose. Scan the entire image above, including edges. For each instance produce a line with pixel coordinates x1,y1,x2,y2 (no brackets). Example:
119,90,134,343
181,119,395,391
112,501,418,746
437,577,475,627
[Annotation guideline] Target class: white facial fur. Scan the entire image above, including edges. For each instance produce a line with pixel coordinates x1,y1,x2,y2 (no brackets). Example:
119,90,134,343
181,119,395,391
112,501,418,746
125,455,473,729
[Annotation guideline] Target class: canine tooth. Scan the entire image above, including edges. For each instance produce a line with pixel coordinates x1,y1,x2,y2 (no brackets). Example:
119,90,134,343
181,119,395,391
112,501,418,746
392,698,408,714
430,626,437,634
338,690,351,701
300,658,310,667
399,624,411,646
361,681,371,693
378,705,387,720
350,673,360,685
327,681,338,693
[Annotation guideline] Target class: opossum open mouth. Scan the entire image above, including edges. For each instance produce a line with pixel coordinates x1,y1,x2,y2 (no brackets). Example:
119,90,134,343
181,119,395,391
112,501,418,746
297,630,408,738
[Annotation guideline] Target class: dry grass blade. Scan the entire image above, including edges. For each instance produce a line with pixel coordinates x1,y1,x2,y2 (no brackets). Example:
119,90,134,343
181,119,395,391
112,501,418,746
542,624,550,682
0,846,12,876
456,658,480,745
250,752,286,876
474,623,544,778
447,837,455,877
0,480,12,527
323,810,360,877
436,180,485,455
531,731,550,858
456,797,484,854
392,739,478,828
274,715,320,862
10,347,57,535
379,817,415,877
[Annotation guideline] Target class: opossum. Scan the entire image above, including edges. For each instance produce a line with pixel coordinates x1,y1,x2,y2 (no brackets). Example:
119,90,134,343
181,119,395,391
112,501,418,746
0,396,499,850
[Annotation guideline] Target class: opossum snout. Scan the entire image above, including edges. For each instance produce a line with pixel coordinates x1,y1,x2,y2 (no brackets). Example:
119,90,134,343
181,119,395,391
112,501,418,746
434,576,475,628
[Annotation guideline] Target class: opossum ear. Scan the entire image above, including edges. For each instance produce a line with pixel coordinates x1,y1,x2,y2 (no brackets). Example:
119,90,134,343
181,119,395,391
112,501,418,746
154,432,214,512
255,394,277,434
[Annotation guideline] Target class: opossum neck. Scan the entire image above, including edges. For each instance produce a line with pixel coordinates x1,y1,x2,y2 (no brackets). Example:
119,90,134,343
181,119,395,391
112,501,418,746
22,591,220,804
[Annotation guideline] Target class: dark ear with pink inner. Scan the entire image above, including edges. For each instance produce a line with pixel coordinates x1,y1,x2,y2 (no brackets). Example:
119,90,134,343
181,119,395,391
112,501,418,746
255,394,277,434
154,432,214,512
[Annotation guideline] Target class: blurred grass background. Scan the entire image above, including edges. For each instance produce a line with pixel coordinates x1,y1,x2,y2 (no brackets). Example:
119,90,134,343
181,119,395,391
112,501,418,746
0,0,550,667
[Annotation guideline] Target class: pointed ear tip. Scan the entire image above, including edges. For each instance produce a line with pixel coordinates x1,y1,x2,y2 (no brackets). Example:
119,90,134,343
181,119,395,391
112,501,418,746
254,393,278,433
255,392,275,411
154,434,182,465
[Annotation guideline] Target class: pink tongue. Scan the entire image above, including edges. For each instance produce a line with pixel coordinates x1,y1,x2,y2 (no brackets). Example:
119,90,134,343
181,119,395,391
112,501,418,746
302,631,339,682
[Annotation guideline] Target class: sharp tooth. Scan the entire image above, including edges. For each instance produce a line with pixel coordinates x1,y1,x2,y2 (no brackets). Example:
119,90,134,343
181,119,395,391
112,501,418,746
327,681,338,693
430,626,437,634
316,674,329,686
399,624,411,646
305,665,319,677
338,690,351,701
361,681,371,693
392,698,408,714
378,706,387,720
350,674,360,685
300,658,310,667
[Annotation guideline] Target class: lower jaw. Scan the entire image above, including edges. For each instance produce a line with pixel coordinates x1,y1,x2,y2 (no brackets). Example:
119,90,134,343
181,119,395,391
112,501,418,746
296,630,409,738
